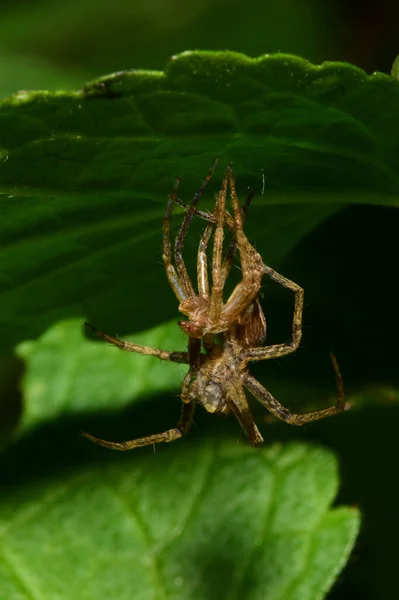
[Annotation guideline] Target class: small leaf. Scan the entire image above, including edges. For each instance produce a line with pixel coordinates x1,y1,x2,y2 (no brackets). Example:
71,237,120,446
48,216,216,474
16,318,186,434
0,440,359,600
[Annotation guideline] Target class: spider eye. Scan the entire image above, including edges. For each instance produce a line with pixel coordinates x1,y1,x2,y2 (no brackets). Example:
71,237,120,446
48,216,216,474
203,382,224,413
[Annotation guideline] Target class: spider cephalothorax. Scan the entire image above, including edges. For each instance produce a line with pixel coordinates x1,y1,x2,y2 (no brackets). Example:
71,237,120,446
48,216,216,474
83,162,345,450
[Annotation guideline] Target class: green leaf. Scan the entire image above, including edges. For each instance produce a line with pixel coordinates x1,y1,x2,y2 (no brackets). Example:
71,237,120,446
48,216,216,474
1,51,399,351
6,317,359,599
16,318,186,434
0,439,359,600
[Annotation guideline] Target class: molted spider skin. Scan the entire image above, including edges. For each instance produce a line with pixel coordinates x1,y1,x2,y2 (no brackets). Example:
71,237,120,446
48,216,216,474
82,163,345,451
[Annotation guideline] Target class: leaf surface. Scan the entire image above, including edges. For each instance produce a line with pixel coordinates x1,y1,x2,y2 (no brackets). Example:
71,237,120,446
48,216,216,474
1,51,399,349
0,438,359,600
0,313,360,600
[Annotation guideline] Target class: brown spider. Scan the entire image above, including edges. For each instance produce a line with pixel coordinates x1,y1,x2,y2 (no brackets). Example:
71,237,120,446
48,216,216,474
83,163,345,449
162,158,265,338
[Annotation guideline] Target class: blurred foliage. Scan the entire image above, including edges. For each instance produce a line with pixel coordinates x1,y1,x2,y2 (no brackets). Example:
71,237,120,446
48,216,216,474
0,0,329,95
0,0,398,596
0,0,398,98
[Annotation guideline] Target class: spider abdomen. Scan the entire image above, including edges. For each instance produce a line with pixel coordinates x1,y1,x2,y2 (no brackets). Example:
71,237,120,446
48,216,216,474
234,298,267,348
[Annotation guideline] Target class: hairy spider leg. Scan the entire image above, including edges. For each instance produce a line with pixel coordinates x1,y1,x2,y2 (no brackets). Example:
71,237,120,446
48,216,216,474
219,169,265,324
243,353,345,425
221,191,254,286
162,158,219,301
239,265,304,364
84,323,189,364
221,169,263,311
196,193,253,297
227,383,264,447
81,332,199,451
196,221,225,356
82,398,195,451
162,188,187,303
174,158,219,294
209,175,229,324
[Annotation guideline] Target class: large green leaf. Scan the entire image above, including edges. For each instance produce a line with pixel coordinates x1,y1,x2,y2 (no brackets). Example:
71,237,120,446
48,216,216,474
0,437,359,600
1,51,399,351
2,312,359,599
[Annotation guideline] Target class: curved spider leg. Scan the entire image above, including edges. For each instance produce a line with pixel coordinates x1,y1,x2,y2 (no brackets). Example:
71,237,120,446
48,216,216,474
220,169,264,324
82,398,195,451
238,268,304,364
243,353,346,425
163,181,188,302
82,336,199,451
173,158,219,297
85,323,189,364
263,265,304,348
221,191,255,286
227,383,264,447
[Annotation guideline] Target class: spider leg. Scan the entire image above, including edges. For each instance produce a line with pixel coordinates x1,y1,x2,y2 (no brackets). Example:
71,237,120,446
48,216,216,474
220,170,264,324
83,338,200,450
173,158,219,297
238,269,303,363
228,384,264,446
209,174,229,324
263,265,304,348
221,191,254,286
197,223,213,297
243,353,346,425
82,398,195,451
173,200,238,233
85,323,189,364
197,196,252,298
189,188,254,297
163,186,188,303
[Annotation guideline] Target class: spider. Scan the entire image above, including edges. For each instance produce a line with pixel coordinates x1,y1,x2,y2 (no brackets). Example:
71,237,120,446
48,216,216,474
83,163,345,449
162,157,266,339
